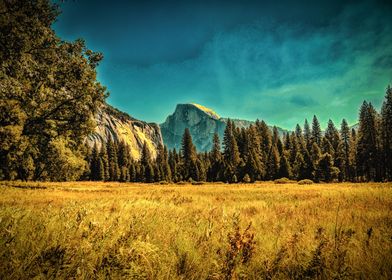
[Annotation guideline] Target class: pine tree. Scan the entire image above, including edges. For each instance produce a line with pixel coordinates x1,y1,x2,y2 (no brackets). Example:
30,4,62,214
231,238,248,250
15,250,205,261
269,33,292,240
278,153,292,179
266,145,280,180
321,137,334,156
106,138,120,181
211,133,222,161
340,119,351,181
140,141,153,182
223,120,241,169
356,101,378,181
311,115,322,145
256,120,272,157
90,143,100,181
181,128,197,180
325,119,340,152
381,85,392,181
118,140,131,169
315,153,340,182
304,119,311,150
99,144,110,181
208,133,223,181
293,152,307,180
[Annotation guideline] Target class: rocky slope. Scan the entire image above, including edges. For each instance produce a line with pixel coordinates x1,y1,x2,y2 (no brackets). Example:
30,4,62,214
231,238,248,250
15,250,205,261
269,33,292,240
160,103,287,152
87,104,163,160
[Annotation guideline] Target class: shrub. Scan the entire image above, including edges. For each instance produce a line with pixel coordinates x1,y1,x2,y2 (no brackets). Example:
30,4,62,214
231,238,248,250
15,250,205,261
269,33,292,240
242,174,251,183
274,177,291,184
298,179,314,185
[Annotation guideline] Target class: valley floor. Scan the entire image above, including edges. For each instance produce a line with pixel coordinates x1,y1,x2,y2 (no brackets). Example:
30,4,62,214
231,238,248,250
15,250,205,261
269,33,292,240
0,181,391,279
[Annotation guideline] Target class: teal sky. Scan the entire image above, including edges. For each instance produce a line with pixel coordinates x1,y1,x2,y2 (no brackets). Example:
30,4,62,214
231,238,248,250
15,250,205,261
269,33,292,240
53,0,392,129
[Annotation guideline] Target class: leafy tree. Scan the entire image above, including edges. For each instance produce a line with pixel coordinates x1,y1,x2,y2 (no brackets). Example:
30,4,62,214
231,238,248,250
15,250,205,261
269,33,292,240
0,0,106,180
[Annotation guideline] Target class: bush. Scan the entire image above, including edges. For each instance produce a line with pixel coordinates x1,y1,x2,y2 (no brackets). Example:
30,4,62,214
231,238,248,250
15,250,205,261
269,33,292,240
159,181,168,185
298,179,314,185
176,181,186,185
242,174,251,183
192,181,205,185
274,177,292,184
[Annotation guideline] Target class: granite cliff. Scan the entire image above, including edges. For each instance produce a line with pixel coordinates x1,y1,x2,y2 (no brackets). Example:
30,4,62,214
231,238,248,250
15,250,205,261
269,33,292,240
87,104,163,160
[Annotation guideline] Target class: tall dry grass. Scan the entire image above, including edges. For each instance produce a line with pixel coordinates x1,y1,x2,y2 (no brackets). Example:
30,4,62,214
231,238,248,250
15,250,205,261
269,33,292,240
0,181,391,279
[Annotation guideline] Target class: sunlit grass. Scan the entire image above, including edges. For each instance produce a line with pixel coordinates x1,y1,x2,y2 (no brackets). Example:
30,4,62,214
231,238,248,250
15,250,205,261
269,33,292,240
1,181,391,279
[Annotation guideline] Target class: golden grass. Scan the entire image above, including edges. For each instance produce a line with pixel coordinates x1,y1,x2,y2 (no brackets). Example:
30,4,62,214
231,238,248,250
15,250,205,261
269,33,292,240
1,181,391,279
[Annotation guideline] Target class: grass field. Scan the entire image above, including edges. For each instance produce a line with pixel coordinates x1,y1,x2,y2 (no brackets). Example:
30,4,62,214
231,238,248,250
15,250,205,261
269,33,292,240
0,181,391,279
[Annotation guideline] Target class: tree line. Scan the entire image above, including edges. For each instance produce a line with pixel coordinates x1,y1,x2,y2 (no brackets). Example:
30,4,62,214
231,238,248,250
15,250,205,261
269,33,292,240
87,87,392,183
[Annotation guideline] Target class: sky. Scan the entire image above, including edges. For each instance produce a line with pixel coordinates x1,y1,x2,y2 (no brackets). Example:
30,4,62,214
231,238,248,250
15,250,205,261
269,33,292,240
53,0,392,129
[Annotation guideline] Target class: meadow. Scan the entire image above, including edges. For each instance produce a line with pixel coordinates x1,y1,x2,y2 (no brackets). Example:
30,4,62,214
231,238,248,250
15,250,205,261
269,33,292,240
0,181,391,279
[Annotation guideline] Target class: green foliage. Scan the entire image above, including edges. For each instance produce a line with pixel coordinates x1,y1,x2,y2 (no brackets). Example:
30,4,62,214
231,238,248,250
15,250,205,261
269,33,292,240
0,0,106,181
315,153,340,183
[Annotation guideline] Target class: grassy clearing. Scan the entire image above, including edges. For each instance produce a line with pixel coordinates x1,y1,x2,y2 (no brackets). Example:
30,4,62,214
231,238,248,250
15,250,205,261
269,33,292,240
0,181,391,279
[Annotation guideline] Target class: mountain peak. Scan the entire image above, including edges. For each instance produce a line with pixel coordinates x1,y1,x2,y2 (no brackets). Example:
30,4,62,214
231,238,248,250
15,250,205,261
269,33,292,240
188,103,220,120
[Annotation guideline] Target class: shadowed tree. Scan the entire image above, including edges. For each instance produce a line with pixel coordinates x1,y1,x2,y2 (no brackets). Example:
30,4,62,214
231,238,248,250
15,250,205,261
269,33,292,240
0,0,106,181
381,86,392,181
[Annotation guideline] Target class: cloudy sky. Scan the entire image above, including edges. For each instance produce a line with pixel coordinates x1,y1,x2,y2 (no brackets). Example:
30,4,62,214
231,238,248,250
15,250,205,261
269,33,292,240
53,0,392,129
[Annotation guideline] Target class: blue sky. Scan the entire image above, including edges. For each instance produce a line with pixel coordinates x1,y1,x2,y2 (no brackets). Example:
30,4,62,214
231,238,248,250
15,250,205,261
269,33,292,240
53,0,392,129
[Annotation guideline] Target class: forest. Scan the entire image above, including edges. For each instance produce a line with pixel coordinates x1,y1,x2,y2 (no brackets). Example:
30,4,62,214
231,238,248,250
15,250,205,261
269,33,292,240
86,92,392,184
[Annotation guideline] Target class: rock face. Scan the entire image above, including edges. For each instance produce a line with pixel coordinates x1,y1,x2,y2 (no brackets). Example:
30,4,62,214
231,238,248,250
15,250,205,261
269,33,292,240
160,103,227,152
87,104,163,160
160,103,286,152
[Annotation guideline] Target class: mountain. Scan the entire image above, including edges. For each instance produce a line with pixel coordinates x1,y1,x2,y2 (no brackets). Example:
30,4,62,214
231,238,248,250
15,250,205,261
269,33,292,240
87,104,163,160
160,103,288,152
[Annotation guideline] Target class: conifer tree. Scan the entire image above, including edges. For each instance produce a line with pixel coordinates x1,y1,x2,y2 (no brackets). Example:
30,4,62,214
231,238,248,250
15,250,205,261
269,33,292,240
321,137,334,157
256,120,272,157
340,119,351,180
356,101,378,181
325,119,340,152
90,143,100,181
99,144,110,181
181,128,197,180
140,141,153,182
278,153,292,179
315,153,340,182
304,119,312,150
106,138,120,181
311,115,322,145
293,152,307,180
381,85,392,181
266,145,280,180
223,120,241,168
208,133,223,181
118,140,131,169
